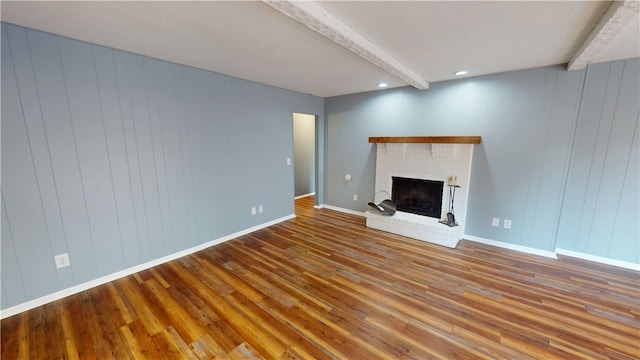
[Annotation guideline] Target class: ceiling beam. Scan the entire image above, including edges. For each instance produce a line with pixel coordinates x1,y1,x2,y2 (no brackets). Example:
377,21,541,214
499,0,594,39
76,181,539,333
568,0,639,71
263,0,429,90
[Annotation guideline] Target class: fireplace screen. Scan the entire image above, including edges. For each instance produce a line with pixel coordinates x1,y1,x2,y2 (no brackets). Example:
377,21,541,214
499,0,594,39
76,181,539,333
391,177,444,218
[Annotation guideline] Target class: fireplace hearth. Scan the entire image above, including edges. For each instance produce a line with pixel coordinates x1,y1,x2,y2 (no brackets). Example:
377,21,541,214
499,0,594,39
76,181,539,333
365,137,480,248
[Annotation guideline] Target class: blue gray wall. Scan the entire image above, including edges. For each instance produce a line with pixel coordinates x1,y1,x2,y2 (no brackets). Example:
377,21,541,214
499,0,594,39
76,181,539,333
556,60,639,262
1,23,324,310
325,59,639,264
1,21,637,311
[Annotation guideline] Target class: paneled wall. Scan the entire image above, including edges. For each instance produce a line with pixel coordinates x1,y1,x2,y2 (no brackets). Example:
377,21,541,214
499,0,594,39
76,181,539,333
325,59,639,264
556,61,639,263
1,23,324,310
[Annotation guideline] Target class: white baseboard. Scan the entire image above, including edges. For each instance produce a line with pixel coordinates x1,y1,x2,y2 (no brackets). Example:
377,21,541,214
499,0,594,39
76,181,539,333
464,235,640,271
463,234,558,259
313,207,639,271
294,192,315,200
555,248,640,271
0,214,295,320
319,204,365,217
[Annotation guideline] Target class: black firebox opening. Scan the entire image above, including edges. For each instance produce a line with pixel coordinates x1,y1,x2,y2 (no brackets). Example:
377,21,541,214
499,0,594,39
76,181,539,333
391,177,444,218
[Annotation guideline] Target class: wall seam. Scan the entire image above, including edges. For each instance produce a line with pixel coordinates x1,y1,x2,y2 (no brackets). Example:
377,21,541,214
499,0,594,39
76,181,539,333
5,27,57,293
584,62,624,253
92,45,126,268
116,51,144,264
56,36,99,277
152,60,176,252
553,65,590,252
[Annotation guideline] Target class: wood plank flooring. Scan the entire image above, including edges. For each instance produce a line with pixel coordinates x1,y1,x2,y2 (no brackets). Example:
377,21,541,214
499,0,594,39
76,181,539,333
2,196,639,359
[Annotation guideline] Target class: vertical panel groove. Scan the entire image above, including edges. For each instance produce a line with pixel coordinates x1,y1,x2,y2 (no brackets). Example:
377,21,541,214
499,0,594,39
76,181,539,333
528,68,557,247
179,66,198,245
142,58,167,254
92,45,126,265
537,68,563,251
126,54,153,258
153,60,175,251
585,63,624,251
26,29,72,267
173,65,193,246
6,29,60,288
55,36,99,271
578,63,612,250
553,67,588,251
529,69,558,250
114,52,143,262
608,110,640,256
2,190,28,299
598,60,628,254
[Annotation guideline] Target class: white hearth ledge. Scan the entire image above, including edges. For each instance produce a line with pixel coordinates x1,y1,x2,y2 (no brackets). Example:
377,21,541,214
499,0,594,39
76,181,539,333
365,210,460,248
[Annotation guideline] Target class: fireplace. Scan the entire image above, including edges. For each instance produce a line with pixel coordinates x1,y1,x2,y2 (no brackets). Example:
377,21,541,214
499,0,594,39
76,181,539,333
365,137,481,248
392,177,443,218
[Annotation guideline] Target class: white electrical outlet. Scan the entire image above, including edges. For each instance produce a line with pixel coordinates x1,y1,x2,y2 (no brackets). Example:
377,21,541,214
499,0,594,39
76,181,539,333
504,219,512,229
286,158,291,165
251,207,257,215
55,253,70,269
258,205,263,213
353,194,358,201
491,217,500,227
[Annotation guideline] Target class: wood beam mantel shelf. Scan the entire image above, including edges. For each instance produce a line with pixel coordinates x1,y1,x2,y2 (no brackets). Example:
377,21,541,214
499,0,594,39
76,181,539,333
369,136,481,144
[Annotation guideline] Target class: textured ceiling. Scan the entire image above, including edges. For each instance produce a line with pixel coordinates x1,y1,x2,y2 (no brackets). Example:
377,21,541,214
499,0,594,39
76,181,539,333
2,1,638,97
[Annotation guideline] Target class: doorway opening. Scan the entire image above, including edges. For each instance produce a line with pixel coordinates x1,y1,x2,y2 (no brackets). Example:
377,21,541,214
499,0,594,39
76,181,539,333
293,113,316,212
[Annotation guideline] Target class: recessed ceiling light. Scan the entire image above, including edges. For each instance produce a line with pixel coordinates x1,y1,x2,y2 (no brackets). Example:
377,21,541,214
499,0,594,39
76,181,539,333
454,70,468,76
378,82,388,88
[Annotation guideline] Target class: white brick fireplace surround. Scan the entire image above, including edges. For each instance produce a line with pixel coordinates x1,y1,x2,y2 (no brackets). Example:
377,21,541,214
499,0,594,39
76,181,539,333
365,136,480,248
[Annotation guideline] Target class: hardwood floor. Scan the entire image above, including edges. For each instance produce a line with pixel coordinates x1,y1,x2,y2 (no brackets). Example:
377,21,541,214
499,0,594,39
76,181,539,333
2,196,639,359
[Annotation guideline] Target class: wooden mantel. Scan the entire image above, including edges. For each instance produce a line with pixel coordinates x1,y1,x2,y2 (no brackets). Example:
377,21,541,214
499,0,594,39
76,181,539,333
368,136,481,144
